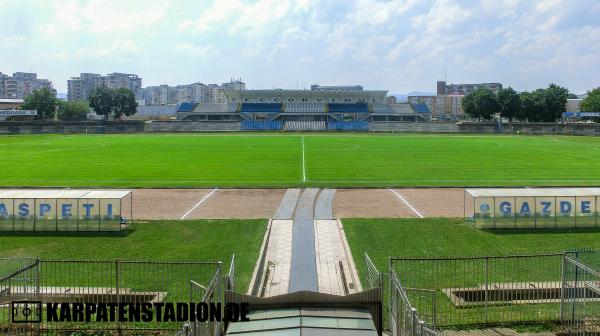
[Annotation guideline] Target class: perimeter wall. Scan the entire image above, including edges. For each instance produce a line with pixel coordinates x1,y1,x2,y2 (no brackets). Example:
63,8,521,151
0,121,599,135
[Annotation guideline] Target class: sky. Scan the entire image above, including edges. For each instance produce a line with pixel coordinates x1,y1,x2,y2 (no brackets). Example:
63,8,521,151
1,0,599,94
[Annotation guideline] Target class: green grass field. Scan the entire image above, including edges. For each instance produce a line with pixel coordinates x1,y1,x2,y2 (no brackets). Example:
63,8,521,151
0,219,266,293
344,218,600,274
2,133,600,187
344,218,600,328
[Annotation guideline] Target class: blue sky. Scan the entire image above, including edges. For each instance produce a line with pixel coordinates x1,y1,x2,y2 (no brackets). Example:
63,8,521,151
1,0,599,94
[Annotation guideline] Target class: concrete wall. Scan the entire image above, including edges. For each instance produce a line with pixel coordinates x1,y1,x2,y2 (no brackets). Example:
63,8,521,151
1,120,599,135
144,121,240,132
459,122,600,136
369,122,459,133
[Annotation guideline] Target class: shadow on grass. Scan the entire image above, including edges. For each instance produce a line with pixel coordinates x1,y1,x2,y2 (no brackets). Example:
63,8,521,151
481,227,600,235
0,228,135,238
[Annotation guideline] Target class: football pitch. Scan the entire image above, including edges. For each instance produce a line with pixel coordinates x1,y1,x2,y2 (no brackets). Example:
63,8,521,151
2,133,600,188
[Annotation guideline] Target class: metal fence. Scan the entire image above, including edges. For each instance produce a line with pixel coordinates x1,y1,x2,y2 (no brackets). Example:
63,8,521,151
226,254,235,292
186,270,222,336
389,270,440,336
364,253,383,290
390,253,568,329
0,258,40,336
1,258,222,335
364,253,391,334
562,253,600,335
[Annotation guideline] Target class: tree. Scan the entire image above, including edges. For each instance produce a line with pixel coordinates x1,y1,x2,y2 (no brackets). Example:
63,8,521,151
519,90,546,122
113,88,138,119
89,87,114,119
496,87,520,120
543,83,569,121
462,88,499,120
21,87,58,120
580,87,600,112
58,100,91,121
567,93,579,99
474,88,499,120
461,92,477,119
89,87,138,120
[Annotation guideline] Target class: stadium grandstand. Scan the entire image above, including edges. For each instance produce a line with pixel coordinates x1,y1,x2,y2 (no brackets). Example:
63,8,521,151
125,105,178,120
177,86,429,130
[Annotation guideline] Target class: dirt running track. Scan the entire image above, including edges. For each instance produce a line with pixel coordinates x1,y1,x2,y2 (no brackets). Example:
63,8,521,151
129,188,468,220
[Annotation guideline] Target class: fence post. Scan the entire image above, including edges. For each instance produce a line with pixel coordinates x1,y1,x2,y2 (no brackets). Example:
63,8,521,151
559,255,566,321
419,320,425,336
217,262,223,336
411,308,417,336
115,260,121,335
35,258,41,336
484,257,489,324
190,281,197,336
432,290,437,329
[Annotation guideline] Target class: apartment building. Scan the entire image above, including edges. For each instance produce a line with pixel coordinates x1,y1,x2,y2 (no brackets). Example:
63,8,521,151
0,72,56,99
67,73,142,101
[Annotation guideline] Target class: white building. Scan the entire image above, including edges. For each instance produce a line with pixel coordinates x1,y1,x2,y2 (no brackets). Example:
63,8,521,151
141,80,245,106
407,95,464,120
68,73,142,101
0,72,56,99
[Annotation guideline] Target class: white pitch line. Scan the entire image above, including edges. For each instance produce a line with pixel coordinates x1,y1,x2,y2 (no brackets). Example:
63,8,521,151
301,136,306,182
387,188,424,218
180,188,218,220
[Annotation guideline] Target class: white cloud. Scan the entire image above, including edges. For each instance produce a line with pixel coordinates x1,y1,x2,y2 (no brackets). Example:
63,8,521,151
0,36,27,46
34,39,140,62
2,0,600,93
178,0,292,37
267,43,287,62
346,0,417,26
48,0,170,33
176,43,219,58
411,0,471,34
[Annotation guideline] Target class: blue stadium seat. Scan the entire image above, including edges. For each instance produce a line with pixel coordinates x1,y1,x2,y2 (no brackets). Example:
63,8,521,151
240,103,282,113
327,121,368,130
241,120,283,130
284,103,326,113
177,102,197,113
328,103,369,113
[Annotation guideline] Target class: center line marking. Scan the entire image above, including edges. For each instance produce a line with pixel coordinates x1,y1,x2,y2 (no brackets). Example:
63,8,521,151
180,188,218,220
301,136,306,182
387,188,424,218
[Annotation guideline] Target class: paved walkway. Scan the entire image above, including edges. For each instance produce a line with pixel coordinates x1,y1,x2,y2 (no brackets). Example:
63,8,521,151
261,219,293,297
258,188,361,297
314,189,336,219
315,219,361,295
273,188,301,220
288,188,319,293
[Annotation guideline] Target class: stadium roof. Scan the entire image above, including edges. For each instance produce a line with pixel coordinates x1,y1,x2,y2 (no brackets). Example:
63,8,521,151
226,307,377,335
466,188,600,197
0,189,131,199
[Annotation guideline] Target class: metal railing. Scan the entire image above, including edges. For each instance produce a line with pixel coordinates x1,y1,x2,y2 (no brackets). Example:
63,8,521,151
0,258,40,336
562,256,600,335
365,253,383,290
390,253,567,329
187,268,222,336
226,254,235,292
1,258,222,335
389,270,440,336
365,253,390,333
